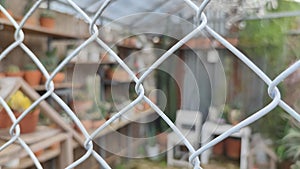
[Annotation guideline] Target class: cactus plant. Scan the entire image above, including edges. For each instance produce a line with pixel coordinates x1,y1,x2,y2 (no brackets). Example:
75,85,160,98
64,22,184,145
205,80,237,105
7,90,32,112
0,90,40,133
7,65,20,73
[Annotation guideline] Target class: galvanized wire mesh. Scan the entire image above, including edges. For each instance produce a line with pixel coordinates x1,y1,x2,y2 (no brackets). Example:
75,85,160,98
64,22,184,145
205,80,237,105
1,0,300,169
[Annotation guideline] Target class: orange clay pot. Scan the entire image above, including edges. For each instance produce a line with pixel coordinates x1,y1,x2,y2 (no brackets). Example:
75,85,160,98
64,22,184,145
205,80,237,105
39,17,55,29
42,72,65,84
24,70,42,86
225,138,241,159
0,108,40,133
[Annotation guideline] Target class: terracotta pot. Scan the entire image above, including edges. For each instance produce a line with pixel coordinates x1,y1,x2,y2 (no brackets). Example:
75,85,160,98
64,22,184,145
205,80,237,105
39,17,55,29
92,119,106,129
54,73,65,83
24,70,42,86
279,160,293,169
0,73,5,78
34,149,44,157
5,71,24,78
42,72,65,84
0,108,40,133
225,138,241,159
213,140,225,156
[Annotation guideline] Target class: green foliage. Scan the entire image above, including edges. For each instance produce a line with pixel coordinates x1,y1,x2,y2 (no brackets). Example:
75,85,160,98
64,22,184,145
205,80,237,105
0,0,6,8
115,163,125,169
23,0,35,15
40,10,55,18
41,48,59,71
282,117,300,161
239,0,300,76
240,2,300,149
239,1,300,48
24,63,37,70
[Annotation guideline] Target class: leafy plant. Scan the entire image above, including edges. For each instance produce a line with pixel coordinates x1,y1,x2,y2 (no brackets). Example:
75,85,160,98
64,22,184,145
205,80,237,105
41,48,59,72
40,9,55,19
23,0,35,16
282,117,300,161
24,63,37,70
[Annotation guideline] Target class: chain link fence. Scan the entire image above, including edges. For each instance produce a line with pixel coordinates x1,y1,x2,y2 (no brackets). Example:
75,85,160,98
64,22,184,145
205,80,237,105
1,0,300,169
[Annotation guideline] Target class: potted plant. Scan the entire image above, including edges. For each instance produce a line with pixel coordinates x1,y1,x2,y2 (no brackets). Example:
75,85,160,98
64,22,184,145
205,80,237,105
24,63,42,86
5,65,24,78
41,48,65,84
0,90,40,133
280,117,300,169
146,125,160,160
225,137,241,159
39,9,55,29
213,140,225,156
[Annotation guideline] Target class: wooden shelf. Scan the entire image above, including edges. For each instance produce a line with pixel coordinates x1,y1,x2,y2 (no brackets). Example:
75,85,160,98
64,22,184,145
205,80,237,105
0,18,88,39
69,61,118,65
89,109,156,139
116,44,142,50
32,82,82,91
0,126,71,168
103,79,133,85
5,149,60,169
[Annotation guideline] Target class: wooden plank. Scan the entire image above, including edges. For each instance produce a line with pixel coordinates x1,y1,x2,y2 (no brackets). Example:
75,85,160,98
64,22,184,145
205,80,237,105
0,141,22,164
4,149,60,169
91,109,156,138
32,82,82,91
0,126,61,144
0,18,88,39
58,133,73,168
0,133,68,164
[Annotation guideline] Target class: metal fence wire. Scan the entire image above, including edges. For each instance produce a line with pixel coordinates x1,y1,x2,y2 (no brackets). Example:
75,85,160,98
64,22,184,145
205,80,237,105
1,0,300,169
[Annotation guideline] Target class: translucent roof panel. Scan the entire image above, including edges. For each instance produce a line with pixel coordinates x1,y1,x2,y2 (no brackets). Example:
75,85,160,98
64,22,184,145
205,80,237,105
49,0,234,35
50,0,196,26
